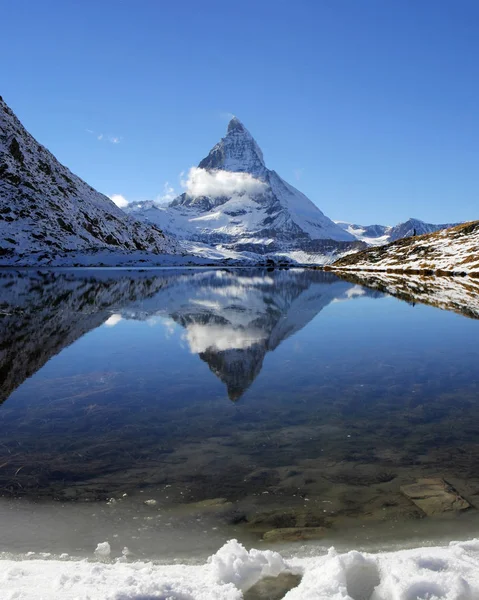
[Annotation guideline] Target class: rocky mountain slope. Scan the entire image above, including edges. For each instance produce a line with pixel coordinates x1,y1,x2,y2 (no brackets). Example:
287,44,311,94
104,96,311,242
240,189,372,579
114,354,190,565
331,221,479,274
335,217,458,246
0,96,179,264
126,118,364,264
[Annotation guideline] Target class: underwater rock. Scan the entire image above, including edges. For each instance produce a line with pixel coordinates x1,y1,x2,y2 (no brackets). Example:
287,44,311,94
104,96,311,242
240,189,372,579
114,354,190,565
143,499,158,506
186,497,231,508
400,478,471,515
247,508,328,530
262,527,328,542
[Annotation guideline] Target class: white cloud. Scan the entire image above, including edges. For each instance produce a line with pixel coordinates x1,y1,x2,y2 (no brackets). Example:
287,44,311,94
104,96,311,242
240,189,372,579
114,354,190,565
294,168,304,181
109,194,129,208
184,324,265,353
104,314,122,327
182,167,266,200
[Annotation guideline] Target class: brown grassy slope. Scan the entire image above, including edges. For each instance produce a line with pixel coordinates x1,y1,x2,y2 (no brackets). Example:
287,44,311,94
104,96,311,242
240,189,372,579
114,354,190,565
329,220,479,274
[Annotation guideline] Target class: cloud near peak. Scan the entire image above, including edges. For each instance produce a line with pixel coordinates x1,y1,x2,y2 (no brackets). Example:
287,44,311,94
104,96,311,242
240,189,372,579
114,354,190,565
182,167,266,199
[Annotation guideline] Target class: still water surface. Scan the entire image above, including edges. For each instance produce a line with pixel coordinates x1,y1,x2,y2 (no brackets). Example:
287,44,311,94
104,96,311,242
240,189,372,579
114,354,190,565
1,268,479,559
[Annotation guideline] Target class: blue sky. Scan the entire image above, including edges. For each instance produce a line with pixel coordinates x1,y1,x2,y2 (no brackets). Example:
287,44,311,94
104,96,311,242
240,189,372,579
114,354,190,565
2,0,478,224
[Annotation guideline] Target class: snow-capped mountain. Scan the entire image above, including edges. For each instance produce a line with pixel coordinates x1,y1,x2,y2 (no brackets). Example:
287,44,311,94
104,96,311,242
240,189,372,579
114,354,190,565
126,118,361,263
0,96,179,263
335,218,459,246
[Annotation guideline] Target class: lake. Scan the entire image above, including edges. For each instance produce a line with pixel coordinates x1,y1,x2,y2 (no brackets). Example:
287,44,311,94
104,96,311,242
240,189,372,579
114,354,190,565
1,267,479,561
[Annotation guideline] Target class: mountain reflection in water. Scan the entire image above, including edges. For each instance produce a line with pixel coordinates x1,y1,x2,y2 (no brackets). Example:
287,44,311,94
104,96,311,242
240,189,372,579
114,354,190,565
0,268,378,403
0,268,479,541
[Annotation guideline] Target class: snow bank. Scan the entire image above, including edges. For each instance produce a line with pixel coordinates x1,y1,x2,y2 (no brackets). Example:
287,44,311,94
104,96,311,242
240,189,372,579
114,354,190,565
2,538,479,599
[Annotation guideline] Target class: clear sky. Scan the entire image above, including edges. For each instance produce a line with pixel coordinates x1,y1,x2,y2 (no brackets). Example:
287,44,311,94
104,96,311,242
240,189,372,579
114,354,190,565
2,0,478,225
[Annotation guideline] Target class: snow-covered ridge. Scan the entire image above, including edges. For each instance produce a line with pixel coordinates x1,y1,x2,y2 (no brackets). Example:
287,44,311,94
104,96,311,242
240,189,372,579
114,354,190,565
3,537,479,599
331,221,479,274
0,96,179,263
126,117,360,264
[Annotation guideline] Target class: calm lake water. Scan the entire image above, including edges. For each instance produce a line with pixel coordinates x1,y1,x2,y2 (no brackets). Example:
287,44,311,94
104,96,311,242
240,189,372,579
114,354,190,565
1,267,479,559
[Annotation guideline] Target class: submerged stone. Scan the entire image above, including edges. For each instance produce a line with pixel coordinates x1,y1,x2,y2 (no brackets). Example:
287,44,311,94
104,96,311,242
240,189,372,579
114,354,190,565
400,478,471,516
186,497,231,508
247,509,328,530
262,526,328,542
144,499,158,506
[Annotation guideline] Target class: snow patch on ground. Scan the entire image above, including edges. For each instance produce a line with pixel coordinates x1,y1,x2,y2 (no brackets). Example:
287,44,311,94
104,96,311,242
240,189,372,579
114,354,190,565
2,538,479,599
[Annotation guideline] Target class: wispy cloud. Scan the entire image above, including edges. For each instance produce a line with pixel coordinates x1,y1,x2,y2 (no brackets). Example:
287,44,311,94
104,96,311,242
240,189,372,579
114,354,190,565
86,129,122,144
108,194,128,208
155,181,177,205
294,168,305,181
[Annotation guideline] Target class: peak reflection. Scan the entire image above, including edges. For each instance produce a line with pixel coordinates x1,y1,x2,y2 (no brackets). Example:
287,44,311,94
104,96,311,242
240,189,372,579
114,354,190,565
0,269,378,403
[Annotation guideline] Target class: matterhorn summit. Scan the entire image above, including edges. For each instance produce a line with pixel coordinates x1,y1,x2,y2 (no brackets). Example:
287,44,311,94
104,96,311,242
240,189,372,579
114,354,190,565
197,116,267,176
127,118,359,263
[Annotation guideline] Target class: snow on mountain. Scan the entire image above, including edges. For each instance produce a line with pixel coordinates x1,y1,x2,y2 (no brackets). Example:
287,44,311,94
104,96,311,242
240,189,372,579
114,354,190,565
331,220,479,274
335,218,459,246
126,118,359,263
0,96,179,264
335,221,392,246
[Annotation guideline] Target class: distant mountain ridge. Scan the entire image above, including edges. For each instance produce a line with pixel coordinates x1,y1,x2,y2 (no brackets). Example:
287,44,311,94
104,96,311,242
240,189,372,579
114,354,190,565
0,96,179,263
126,118,364,264
335,218,459,246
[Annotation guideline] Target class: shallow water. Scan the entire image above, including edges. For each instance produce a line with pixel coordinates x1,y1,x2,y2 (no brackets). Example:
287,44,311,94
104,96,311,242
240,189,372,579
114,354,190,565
1,267,479,558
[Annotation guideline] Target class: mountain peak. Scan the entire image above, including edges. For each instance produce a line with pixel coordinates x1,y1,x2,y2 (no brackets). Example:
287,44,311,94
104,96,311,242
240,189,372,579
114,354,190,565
198,117,265,174
227,116,247,134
